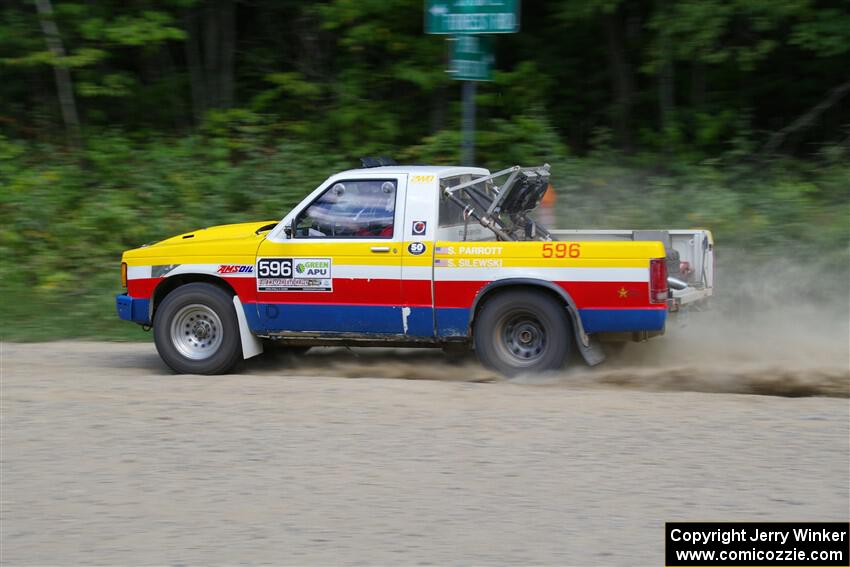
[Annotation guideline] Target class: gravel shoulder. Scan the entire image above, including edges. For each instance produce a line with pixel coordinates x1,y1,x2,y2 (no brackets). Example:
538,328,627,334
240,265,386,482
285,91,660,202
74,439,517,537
2,341,848,566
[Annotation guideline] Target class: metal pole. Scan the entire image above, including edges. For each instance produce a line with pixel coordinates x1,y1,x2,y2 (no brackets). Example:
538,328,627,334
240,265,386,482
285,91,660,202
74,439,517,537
461,80,476,165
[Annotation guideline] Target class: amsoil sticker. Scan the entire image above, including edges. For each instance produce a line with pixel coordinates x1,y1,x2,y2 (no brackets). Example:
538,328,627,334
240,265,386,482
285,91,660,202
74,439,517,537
217,264,253,274
412,220,427,235
257,258,332,292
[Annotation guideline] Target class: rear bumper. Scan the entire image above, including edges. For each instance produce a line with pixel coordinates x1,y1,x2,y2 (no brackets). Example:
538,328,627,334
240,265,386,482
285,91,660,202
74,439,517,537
116,294,151,325
669,287,713,311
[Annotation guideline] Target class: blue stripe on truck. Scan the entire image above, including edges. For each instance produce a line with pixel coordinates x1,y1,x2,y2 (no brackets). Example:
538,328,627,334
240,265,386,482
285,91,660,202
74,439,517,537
435,307,470,337
578,308,666,333
242,303,665,337
245,303,436,336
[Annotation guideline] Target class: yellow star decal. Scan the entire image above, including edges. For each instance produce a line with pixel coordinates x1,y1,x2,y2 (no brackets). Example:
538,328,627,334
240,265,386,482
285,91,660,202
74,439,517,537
618,287,629,299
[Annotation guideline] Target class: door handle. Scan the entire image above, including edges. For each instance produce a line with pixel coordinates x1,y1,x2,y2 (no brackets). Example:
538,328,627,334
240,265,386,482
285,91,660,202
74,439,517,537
370,246,391,253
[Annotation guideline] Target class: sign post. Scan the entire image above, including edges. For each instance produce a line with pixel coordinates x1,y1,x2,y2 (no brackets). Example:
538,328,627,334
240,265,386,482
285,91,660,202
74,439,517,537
425,1,519,165
461,81,476,166
448,35,494,165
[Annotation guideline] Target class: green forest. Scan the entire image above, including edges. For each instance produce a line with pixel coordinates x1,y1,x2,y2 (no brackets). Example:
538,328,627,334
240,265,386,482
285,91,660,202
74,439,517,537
1,0,849,339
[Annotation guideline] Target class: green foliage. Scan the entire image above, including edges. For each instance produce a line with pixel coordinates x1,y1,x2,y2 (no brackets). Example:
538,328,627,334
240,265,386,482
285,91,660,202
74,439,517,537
646,0,805,69
2,124,848,340
77,72,136,97
550,151,850,260
0,128,347,339
3,46,107,68
80,11,185,46
790,6,850,57
0,0,848,339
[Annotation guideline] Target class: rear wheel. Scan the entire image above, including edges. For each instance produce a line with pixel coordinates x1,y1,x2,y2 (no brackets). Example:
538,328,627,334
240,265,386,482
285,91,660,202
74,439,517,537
153,283,242,375
473,290,572,376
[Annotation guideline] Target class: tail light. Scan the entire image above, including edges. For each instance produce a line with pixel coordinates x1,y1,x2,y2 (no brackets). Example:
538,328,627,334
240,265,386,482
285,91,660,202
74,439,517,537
708,244,717,287
649,258,668,304
121,262,128,289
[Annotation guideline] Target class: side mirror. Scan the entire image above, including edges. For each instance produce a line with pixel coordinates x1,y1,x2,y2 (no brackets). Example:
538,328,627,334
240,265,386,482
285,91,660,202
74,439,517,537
283,223,293,238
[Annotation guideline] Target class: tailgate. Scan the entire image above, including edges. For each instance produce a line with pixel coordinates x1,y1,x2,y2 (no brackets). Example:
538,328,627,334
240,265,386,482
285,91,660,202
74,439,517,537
666,230,714,309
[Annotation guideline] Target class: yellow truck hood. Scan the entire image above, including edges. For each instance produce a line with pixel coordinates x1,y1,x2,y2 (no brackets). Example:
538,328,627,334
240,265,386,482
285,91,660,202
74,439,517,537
123,221,278,263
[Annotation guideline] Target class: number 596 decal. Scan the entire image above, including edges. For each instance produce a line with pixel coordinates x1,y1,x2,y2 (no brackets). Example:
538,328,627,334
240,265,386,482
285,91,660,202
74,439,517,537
257,257,333,292
542,242,581,258
258,258,293,277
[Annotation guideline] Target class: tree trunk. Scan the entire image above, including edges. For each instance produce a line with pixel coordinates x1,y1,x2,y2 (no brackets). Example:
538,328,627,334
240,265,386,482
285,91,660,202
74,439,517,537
184,9,206,123
34,0,81,147
603,10,634,154
184,0,236,124
203,2,220,109
219,0,235,109
294,9,323,81
761,78,850,155
157,45,188,130
429,83,447,134
430,44,449,134
658,34,675,134
691,60,706,108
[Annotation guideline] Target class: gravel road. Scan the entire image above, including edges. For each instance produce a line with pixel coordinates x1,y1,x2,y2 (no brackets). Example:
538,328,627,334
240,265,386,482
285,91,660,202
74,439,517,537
2,335,848,566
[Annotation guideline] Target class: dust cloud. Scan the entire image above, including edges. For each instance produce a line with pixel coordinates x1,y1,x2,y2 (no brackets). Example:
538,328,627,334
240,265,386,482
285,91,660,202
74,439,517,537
255,257,849,398
252,347,500,383
554,305,849,398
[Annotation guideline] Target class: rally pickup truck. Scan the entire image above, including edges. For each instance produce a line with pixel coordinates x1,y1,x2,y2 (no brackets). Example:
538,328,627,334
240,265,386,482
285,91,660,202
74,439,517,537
117,162,714,376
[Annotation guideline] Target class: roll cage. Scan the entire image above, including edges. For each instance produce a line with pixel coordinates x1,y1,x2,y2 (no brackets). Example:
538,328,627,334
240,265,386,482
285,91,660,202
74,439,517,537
442,163,553,241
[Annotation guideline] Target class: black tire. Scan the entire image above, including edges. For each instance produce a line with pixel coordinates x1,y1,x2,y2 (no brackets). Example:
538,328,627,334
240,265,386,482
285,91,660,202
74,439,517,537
153,282,242,375
473,290,572,376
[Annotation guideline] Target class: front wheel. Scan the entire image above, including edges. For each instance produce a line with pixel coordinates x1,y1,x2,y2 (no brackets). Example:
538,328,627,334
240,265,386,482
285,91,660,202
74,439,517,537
473,290,572,377
153,283,242,375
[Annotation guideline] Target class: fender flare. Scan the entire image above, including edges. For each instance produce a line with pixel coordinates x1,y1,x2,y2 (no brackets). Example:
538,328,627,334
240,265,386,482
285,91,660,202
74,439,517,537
469,278,606,366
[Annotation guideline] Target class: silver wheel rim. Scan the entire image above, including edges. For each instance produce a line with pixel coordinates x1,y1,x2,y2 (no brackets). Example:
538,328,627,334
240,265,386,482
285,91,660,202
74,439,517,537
170,304,223,360
496,310,547,367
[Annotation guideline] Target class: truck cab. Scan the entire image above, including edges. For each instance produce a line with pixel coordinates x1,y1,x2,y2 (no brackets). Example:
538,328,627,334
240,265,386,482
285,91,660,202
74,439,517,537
252,165,481,338
117,163,714,376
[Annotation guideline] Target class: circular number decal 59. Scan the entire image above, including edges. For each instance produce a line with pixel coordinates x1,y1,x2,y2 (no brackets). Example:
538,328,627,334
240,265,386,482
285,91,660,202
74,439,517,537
408,242,426,255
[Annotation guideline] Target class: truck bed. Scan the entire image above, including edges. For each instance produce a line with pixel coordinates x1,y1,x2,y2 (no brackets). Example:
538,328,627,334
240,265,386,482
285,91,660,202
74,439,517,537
551,229,714,310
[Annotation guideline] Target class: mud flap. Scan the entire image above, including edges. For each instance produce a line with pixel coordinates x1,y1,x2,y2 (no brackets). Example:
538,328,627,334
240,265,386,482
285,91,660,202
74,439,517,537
576,336,606,366
233,295,263,360
567,308,606,366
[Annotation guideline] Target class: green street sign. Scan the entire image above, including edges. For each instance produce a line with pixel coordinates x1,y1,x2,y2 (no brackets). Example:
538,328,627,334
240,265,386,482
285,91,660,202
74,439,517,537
425,0,520,34
449,35,495,81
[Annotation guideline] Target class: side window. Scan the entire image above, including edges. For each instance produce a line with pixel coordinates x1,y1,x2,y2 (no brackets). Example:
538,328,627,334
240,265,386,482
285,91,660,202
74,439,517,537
439,175,494,227
295,179,397,239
